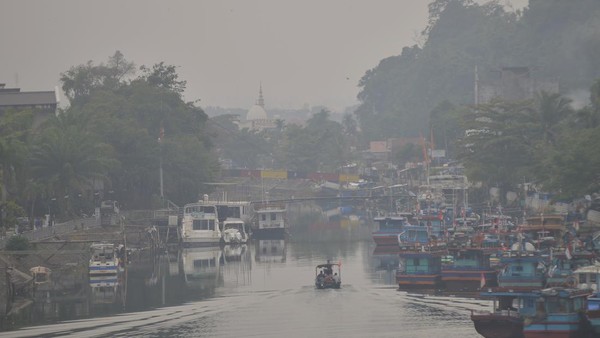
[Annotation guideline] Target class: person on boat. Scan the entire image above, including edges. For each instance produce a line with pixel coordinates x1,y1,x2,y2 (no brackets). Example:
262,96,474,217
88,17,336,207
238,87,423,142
333,273,340,284
317,270,325,284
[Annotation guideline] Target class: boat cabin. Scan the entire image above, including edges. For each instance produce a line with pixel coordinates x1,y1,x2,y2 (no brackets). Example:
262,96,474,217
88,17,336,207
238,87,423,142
497,251,547,290
442,248,498,291
372,214,409,246
396,251,443,290
522,288,592,338
221,217,248,244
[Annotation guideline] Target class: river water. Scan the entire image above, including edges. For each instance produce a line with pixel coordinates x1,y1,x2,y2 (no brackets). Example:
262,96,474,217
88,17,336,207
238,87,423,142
2,235,488,338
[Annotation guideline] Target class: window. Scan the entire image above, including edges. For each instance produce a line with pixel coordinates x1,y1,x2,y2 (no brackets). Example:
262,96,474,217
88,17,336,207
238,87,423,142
271,213,277,221
194,258,215,268
261,214,266,221
192,219,214,230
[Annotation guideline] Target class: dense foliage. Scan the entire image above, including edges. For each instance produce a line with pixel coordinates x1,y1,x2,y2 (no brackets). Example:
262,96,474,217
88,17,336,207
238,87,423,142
356,0,600,141
0,51,219,227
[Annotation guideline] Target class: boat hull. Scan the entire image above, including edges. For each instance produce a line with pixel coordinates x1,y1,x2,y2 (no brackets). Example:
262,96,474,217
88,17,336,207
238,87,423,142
523,316,593,338
442,270,498,291
471,313,524,338
523,331,588,338
181,237,221,247
315,281,341,289
396,274,442,290
371,232,401,246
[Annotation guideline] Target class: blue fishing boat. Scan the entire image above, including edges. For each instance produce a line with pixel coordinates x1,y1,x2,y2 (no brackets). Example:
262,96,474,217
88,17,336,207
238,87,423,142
573,264,600,335
442,247,498,292
472,287,594,338
395,215,447,290
546,248,594,287
396,249,443,290
497,251,547,291
471,288,534,338
372,213,411,246
522,288,593,338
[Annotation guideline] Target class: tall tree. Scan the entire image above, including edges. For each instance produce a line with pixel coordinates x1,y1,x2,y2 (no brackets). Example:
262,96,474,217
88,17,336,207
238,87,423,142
29,112,116,217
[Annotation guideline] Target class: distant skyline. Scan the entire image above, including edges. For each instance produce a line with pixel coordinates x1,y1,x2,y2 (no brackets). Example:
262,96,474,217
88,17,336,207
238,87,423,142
0,0,527,112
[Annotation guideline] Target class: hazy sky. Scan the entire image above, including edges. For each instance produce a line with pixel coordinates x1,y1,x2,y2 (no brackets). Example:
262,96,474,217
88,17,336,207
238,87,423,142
0,0,527,112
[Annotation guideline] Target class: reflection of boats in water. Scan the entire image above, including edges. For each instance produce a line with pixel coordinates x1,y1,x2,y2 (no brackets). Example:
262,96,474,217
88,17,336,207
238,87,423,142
180,247,222,293
221,245,252,286
372,245,400,270
255,239,287,263
89,242,127,310
222,244,248,262
89,274,120,305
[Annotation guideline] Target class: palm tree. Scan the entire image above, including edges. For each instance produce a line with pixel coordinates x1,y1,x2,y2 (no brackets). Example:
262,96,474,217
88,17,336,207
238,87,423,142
532,91,573,146
29,125,116,217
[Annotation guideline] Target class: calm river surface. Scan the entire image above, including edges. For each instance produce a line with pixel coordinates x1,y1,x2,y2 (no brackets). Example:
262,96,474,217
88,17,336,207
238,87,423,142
2,236,488,338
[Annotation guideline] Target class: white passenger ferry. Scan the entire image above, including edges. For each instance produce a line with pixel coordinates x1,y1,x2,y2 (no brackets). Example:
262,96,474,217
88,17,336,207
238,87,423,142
181,195,222,246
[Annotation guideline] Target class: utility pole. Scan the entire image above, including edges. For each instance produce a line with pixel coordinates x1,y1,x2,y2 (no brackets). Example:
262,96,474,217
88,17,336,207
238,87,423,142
159,124,165,200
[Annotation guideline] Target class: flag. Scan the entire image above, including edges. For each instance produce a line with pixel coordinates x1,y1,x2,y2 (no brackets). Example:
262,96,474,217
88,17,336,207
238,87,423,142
480,273,486,289
565,245,573,260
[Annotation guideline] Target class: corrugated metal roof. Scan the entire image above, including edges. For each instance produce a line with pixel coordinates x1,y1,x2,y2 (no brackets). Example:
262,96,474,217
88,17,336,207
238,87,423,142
0,91,57,107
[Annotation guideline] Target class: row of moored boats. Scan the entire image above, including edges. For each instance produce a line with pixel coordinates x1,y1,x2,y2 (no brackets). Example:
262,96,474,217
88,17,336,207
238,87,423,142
180,194,288,246
372,210,600,337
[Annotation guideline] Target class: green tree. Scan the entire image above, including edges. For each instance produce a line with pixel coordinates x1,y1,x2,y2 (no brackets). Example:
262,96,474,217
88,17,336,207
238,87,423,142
392,143,421,167
280,109,348,172
0,200,25,236
528,91,573,146
59,54,215,207
60,51,135,106
138,61,187,95
29,112,116,217
0,108,33,209
5,235,30,251
456,100,536,202
539,127,600,199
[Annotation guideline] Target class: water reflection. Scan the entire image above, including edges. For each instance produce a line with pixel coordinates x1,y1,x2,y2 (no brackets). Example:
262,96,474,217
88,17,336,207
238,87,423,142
221,244,252,287
180,247,222,297
370,245,400,286
254,239,287,263
2,219,487,338
3,229,484,337
30,263,89,325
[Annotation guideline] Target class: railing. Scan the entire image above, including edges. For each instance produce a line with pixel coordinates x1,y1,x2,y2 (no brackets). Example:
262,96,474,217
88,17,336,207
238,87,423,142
0,217,99,248
470,309,520,317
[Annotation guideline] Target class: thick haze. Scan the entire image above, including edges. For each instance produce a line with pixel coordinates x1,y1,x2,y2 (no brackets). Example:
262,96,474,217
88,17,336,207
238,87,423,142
0,0,526,112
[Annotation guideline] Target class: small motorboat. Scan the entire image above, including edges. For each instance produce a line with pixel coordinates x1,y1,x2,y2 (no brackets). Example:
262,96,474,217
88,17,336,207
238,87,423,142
315,261,341,289
30,266,51,285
